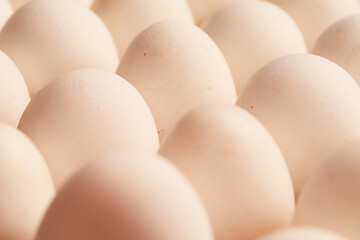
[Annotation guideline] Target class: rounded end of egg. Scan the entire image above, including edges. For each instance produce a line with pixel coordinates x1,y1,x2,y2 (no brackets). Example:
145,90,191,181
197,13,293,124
19,68,159,189
0,0,119,95
202,0,307,94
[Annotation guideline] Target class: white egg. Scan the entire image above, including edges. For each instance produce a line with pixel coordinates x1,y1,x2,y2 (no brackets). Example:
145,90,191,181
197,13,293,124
0,0,118,95
237,54,360,196
0,123,55,240
159,104,294,240
0,50,29,127
92,0,193,58
313,14,360,86
35,152,213,240
266,0,360,50
295,140,360,240
118,20,236,141
19,69,159,189
203,0,306,94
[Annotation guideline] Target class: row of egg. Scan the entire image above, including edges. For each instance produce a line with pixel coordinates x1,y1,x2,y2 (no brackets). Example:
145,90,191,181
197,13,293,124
1,0,360,94
1,0,360,240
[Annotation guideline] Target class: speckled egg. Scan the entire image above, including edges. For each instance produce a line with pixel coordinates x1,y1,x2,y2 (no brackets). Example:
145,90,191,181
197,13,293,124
117,20,236,141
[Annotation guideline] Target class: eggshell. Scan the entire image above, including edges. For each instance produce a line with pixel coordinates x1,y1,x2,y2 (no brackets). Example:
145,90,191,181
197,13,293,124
202,0,306,94
0,123,55,240
0,0,118,95
117,20,237,141
8,0,28,10
35,152,213,240
92,0,194,58
294,140,360,240
18,69,159,189
313,14,360,86
257,227,348,240
237,54,360,196
0,0,12,30
266,0,360,50
186,0,237,25
159,104,294,240
10,0,94,10
0,50,29,127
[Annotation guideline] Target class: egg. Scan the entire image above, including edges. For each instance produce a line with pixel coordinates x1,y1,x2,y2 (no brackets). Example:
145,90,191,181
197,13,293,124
257,227,348,240
159,104,294,240
0,50,29,127
0,0,118,95
35,152,213,240
313,14,360,86
294,140,360,240
0,0,12,30
92,0,194,58
18,69,159,189
0,123,55,240
186,0,237,25
10,0,94,10
203,0,306,94
237,54,360,196
266,0,360,50
117,20,237,141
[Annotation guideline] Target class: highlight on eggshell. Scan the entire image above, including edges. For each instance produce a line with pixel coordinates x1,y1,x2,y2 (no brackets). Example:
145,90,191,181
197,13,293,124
266,0,360,50
0,0,12,30
92,0,194,59
18,68,159,189
0,123,55,240
237,53,360,196
202,0,307,94
159,103,294,240
0,50,29,127
35,152,213,240
117,20,237,141
294,140,360,240
313,14,360,86
0,0,118,95
257,226,349,240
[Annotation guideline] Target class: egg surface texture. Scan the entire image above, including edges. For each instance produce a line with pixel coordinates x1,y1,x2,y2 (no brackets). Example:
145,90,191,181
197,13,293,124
159,104,294,240
0,123,55,240
313,14,360,86
35,152,213,240
202,0,306,94
0,50,29,127
266,0,360,50
92,0,193,58
118,20,237,141
0,0,118,95
295,140,360,240
237,54,360,196
257,227,348,240
18,69,159,189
